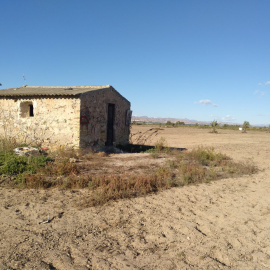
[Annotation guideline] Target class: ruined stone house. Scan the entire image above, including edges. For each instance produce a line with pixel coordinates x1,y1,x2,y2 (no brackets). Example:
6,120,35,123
0,85,131,148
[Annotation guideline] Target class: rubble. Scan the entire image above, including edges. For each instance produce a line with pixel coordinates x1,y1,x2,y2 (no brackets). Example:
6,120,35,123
13,147,40,156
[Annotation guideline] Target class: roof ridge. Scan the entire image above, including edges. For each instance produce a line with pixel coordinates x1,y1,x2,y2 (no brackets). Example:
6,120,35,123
24,85,111,88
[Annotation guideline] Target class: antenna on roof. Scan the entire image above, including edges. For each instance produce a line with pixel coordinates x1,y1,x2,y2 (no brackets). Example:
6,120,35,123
22,74,27,87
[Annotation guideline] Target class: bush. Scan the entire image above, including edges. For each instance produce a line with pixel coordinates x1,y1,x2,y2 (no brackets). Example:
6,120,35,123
242,121,250,133
0,152,53,176
0,155,33,175
210,120,218,133
146,137,170,156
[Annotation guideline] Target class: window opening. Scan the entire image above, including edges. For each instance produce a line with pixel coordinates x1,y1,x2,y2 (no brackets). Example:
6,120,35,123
125,110,132,126
29,104,34,117
20,101,34,118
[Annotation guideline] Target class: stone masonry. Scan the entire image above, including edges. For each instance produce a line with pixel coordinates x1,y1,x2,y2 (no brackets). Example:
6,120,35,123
0,85,131,149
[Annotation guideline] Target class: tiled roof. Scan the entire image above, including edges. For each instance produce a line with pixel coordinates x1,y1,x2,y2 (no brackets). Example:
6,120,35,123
0,85,111,97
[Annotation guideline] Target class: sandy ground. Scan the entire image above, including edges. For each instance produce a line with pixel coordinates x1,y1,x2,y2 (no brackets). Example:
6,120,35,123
1,126,270,269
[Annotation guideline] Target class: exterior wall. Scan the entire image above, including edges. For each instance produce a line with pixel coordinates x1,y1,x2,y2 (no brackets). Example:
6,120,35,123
0,88,131,149
0,97,81,148
80,88,131,147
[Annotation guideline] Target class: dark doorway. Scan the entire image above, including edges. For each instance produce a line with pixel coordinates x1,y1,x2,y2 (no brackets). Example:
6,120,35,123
106,103,115,146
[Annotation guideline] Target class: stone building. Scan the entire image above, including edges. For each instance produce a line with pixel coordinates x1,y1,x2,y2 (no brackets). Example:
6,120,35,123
0,85,131,148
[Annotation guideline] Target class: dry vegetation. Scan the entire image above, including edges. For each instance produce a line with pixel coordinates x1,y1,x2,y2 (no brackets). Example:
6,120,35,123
0,130,258,207
1,125,270,269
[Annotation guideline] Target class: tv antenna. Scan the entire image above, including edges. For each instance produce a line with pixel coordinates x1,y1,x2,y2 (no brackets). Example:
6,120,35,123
22,74,27,86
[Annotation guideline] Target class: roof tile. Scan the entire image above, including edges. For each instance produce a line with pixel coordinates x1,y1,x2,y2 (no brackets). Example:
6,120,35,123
0,85,111,97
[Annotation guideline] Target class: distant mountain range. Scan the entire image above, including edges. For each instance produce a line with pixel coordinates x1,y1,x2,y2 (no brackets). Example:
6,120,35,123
132,116,267,127
132,116,209,125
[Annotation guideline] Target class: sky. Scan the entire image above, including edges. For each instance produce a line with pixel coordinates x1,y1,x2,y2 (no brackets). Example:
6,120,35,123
1,0,270,125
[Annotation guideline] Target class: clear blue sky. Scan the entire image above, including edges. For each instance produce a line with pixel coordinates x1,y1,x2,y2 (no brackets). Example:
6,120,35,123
1,0,270,125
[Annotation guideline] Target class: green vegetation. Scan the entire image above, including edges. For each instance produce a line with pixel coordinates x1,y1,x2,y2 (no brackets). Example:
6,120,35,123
210,120,218,133
165,121,173,126
165,121,185,127
131,122,270,132
221,124,240,130
175,121,185,126
242,121,250,133
0,154,52,175
0,139,53,178
145,137,170,155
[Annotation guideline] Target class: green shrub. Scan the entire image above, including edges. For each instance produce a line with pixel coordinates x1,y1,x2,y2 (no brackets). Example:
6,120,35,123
181,147,229,166
146,137,170,155
28,155,54,167
210,120,218,133
242,121,250,133
0,156,33,175
0,153,53,176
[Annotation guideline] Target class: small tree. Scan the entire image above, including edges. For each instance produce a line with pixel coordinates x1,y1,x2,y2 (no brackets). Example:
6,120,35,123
210,120,218,133
242,121,250,133
175,121,185,126
165,121,174,126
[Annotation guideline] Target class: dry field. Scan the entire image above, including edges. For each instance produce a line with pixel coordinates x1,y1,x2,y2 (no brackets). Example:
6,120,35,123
1,126,270,269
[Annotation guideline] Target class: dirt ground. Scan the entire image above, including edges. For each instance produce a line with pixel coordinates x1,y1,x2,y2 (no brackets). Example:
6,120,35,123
1,126,270,269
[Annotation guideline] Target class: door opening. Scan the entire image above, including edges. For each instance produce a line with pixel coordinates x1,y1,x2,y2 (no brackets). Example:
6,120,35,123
106,103,115,146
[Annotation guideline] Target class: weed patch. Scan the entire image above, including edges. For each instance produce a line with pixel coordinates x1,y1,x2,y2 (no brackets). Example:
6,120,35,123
0,153,53,176
78,171,177,207
0,142,258,207
175,147,257,183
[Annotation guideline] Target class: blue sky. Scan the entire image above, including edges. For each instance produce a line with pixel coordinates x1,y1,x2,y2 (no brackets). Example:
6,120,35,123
1,0,270,125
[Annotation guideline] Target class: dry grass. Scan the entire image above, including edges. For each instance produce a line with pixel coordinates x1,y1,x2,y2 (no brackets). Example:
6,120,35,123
175,147,257,185
79,172,175,207
0,143,258,206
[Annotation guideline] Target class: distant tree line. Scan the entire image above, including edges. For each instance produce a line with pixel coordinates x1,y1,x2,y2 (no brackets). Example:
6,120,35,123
131,120,270,133
165,121,185,126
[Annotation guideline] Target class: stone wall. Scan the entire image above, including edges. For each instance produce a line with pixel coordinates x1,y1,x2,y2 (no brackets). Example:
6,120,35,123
0,97,81,148
0,88,131,149
80,88,131,147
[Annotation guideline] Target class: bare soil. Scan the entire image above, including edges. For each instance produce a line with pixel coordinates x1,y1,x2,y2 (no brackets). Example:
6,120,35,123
1,126,270,269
